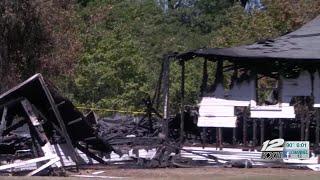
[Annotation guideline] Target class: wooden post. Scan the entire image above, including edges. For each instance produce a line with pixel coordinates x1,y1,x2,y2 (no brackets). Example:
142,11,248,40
200,59,208,97
301,116,305,141
180,60,185,144
305,115,310,141
202,128,207,145
218,128,223,150
243,112,248,147
260,119,265,145
162,55,170,139
253,118,257,148
316,109,320,147
279,119,283,138
232,127,236,145
215,128,218,149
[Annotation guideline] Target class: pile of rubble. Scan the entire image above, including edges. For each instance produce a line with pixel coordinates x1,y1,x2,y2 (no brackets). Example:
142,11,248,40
0,74,114,175
1,74,320,177
0,74,206,176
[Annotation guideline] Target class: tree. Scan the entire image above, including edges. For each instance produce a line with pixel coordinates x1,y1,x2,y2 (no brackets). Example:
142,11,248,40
0,0,47,92
0,0,81,95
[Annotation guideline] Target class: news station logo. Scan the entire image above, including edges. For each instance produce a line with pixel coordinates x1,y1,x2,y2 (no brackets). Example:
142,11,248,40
261,138,309,160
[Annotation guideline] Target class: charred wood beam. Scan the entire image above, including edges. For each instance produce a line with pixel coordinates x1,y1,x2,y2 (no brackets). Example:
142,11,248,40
260,119,265,145
21,100,47,146
0,134,20,142
316,110,320,147
232,128,236,145
84,137,96,142
305,115,310,141
31,104,48,123
301,117,305,141
2,119,27,136
229,68,238,90
162,55,170,140
202,128,207,145
67,118,83,126
46,101,66,113
0,106,7,136
215,128,218,149
50,122,64,139
253,119,257,148
279,119,283,139
218,127,223,150
38,76,80,166
31,133,44,158
75,143,106,165
243,113,248,147
32,104,65,139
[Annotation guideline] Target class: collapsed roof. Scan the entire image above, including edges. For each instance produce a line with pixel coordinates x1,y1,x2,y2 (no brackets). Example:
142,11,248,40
0,74,112,154
177,15,320,63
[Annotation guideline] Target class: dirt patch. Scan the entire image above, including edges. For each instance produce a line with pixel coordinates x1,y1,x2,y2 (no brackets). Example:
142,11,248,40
67,167,320,180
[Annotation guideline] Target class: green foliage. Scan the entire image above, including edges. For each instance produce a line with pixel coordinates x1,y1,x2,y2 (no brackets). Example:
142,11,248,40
210,0,320,48
210,4,279,47
2,0,319,114
72,0,320,112
74,0,233,111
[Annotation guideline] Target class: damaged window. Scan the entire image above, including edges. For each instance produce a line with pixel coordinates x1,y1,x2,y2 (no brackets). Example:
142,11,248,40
256,75,279,105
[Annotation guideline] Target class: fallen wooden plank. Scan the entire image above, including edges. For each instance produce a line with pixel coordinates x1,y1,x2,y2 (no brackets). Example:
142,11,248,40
27,157,60,176
0,155,57,171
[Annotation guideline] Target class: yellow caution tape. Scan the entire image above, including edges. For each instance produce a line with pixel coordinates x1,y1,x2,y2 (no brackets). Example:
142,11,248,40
76,106,146,115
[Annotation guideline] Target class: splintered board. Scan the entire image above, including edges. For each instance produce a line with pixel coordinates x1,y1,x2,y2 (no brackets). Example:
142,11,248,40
313,71,320,107
199,97,250,107
250,105,295,118
197,116,237,128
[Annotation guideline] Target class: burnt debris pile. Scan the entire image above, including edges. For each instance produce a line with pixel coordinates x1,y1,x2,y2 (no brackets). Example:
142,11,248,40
0,74,204,176
0,74,114,175
1,73,319,176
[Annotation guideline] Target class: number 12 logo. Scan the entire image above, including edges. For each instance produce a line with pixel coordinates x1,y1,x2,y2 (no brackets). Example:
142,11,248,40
261,138,284,152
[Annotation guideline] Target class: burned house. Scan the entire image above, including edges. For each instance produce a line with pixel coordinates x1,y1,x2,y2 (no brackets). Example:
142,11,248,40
1,13,320,177
172,15,320,149
0,74,177,175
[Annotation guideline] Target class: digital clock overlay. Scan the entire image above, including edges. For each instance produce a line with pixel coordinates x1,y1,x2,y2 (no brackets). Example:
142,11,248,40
283,141,309,160
261,139,310,160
